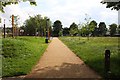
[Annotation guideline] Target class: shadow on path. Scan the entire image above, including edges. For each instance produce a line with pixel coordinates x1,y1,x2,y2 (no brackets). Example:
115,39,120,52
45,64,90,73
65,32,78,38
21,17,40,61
25,62,101,78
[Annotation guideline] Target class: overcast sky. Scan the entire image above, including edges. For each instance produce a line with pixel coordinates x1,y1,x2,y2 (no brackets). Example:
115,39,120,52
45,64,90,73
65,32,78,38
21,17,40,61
0,0,118,28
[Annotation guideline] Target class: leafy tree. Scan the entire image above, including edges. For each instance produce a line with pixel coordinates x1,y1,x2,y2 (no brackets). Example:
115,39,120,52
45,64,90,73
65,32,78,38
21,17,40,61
80,26,88,37
93,27,100,37
52,20,62,37
101,1,120,11
89,20,97,36
24,16,36,35
69,22,78,36
109,23,117,36
78,23,89,37
98,22,107,36
23,14,51,36
63,27,70,36
59,30,63,36
0,0,36,13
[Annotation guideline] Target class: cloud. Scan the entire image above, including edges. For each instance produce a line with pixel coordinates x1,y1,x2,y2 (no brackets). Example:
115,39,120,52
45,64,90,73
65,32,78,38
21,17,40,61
100,10,118,24
39,0,118,27
0,0,118,28
1,4,29,27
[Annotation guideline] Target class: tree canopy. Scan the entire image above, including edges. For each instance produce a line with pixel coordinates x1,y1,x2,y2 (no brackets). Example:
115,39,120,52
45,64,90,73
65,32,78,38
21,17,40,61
52,20,62,37
109,23,117,36
101,1,120,10
89,20,97,34
98,22,107,36
22,14,51,36
0,0,36,13
63,27,70,36
69,22,78,36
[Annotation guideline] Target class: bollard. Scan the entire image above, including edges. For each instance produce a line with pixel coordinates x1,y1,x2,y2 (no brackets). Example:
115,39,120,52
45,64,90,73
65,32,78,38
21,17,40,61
4,24,5,38
45,38,48,43
4,19,5,38
105,50,111,79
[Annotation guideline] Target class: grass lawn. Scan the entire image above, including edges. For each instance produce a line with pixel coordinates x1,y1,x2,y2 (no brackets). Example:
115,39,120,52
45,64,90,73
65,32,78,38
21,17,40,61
59,37,120,78
1,36,48,77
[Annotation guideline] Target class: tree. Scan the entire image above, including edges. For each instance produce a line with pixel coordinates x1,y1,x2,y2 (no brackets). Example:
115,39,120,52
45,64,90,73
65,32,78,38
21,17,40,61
63,27,70,36
98,22,107,36
69,22,78,36
101,1,120,10
52,20,62,37
93,27,100,37
80,26,88,37
0,0,36,13
89,20,97,36
23,14,51,36
109,23,117,36
24,16,36,36
59,30,63,36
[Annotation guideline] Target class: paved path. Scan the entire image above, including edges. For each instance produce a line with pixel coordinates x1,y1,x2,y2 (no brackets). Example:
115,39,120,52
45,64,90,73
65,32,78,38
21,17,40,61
25,37,101,78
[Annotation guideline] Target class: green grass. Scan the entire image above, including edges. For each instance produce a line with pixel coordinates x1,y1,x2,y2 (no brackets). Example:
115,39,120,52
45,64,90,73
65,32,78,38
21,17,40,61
1,36,48,77
59,37,120,78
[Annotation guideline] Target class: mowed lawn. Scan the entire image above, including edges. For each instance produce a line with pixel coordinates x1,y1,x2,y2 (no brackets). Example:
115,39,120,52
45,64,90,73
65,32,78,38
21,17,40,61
59,37,120,78
1,37,48,77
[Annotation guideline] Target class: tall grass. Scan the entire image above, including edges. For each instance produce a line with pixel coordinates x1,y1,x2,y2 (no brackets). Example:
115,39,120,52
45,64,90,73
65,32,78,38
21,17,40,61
1,37,48,77
59,37,120,78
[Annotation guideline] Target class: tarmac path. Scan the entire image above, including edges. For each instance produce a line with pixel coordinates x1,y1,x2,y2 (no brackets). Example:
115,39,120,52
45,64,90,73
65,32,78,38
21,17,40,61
25,37,101,78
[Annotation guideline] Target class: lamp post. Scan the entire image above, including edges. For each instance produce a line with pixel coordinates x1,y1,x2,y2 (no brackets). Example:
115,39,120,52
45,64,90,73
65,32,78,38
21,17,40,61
45,19,49,43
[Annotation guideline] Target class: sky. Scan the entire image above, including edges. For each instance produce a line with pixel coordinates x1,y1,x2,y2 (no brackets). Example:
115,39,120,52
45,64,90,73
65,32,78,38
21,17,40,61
0,0,119,28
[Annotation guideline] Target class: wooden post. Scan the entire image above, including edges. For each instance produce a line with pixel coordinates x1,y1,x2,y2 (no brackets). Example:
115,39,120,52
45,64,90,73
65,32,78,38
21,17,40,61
105,50,111,79
12,15,14,38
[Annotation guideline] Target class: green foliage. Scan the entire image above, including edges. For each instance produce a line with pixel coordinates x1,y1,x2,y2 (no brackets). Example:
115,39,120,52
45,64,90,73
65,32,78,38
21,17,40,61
79,21,107,37
0,0,37,13
1,37,48,77
109,23,117,36
89,20,97,33
52,20,62,37
63,27,70,36
98,22,107,36
101,1,120,11
59,30,63,36
60,37,120,78
79,24,89,36
69,22,78,36
23,15,51,36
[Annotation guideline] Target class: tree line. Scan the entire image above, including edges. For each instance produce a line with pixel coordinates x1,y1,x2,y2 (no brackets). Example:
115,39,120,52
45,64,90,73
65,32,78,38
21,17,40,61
19,14,120,37
62,21,120,37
